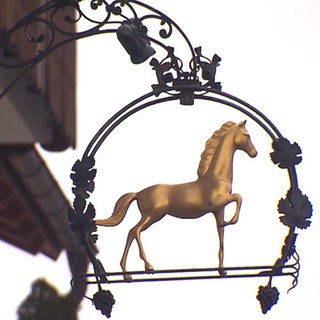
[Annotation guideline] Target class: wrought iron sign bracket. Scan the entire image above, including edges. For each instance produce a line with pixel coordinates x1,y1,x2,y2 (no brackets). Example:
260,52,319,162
0,0,221,102
0,1,313,318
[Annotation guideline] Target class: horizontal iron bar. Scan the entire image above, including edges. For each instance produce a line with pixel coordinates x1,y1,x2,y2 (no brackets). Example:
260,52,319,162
106,264,295,276
79,264,297,284
102,271,295,284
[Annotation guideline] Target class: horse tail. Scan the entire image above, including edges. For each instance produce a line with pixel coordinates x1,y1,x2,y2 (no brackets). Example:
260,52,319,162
95,192,137,227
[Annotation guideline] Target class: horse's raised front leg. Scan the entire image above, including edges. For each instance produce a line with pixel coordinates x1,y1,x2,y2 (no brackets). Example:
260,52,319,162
220,193,242,227
214,209,227,277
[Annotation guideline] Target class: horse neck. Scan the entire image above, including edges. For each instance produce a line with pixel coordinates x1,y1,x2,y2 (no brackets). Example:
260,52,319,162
204,135,236,182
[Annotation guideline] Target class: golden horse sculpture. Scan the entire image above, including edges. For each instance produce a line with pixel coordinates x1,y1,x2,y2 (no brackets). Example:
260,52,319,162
96,120,257,280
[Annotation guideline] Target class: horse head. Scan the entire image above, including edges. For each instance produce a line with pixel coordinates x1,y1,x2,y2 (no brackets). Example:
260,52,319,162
235,120,258,158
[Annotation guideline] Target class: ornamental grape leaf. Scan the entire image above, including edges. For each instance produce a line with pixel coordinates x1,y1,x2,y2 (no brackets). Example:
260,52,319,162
270,138,302,168
281,231,297,261
278,189,312,229
273,231,298,274
68,195,98,245
70,156,96,198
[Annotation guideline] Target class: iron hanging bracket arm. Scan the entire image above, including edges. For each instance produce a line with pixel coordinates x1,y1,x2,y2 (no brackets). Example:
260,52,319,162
0,0,222,101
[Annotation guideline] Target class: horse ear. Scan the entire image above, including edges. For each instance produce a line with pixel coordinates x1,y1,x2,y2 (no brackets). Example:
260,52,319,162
239,120,247,127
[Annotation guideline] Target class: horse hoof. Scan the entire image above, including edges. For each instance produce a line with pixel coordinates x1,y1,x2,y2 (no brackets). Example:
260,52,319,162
145,263,154,273
218,268,227,277
123,273,133,282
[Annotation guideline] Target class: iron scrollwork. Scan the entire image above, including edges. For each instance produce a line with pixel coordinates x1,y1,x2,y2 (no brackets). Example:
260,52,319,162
0,0,313,318
0,0,221,100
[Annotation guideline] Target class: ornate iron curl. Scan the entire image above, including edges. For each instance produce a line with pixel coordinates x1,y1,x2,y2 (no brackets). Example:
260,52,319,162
0,0,220,100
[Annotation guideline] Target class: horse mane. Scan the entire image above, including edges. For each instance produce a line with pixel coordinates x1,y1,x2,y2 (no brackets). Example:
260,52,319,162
197,121,236,177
